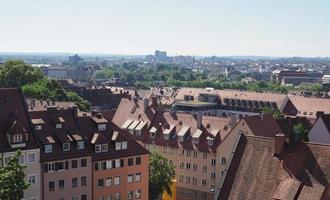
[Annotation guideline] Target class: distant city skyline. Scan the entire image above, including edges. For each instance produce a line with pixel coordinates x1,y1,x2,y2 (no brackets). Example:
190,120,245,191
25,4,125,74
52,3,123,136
1,0,330,57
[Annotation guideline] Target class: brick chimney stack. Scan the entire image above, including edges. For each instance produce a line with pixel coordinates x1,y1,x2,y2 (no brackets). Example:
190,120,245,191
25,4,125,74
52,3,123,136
274,133,286,157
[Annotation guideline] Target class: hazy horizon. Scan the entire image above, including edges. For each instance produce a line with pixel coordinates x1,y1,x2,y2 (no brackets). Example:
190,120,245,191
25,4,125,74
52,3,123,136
1,0,330,57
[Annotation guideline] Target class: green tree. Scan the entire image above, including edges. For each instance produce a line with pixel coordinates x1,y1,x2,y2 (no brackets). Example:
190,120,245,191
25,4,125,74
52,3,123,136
0,150,30,200
293,123,309,142
149,151,176,200
0,60,43,87
261,107,284,119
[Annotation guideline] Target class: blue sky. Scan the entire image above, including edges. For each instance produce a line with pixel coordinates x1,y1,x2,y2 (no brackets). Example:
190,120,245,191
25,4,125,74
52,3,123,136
0,0,329,56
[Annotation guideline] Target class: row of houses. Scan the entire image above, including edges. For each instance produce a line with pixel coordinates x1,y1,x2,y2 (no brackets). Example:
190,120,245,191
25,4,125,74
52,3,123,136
108,93,330,200
0,88,149,200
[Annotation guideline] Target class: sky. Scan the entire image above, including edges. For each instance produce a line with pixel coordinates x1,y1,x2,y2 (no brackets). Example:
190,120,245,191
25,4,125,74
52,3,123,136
0,0,330,57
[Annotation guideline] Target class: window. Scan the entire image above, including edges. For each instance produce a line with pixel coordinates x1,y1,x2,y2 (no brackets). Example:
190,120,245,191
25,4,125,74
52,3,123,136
44,144,53,153
202,179,207,187
101,144,108,152
81,158,87,167
27,152,36,163
185,176,190,183
192,177,197,185
81,176,87,186
56,123,62,129
95,144,101,153
34,125,42,130
71,160,78,169
136,157,141,165
72,196,77,200
221,170,225,176
13,134,23,143
98,179,104,187
127,191,133,200
186,150,191,157
211,172,216,180
193,164,197,171
106,177,112,187
48,163,55,172
58,180,65,190
179,175,184,182
114,176,120,185
48,181,55,191
115,142,121,150
193,150,198,158
135,173,141,182
202,165,207,173
121,141,127,149
106,160,112,169
63,142,70,151
135,189,141,199
81,194,87,200
186,163,191,170
202,152,207,159
77,141,84,149
128,158,134,166
57,162,65,171
98,124,106,131
28,175,36,185
72,178,78,188
115,159,121,168
114,193,120,200
211,184,215,192
211,158,216,166
127,174,133,183
179,148,184,156
221,157,227,165
180,162,184,169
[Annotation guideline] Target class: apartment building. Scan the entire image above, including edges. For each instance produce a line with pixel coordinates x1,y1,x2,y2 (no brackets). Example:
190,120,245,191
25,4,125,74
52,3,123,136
30,106,93,200
78,113,149,200
111,97,240,200
0,88,42,200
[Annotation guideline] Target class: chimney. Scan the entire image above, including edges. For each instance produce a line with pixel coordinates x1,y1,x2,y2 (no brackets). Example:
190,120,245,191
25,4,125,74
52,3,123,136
72,105,78,118
274,133,286,157
144,98,149,112
197,112,202,129
96,113,103,119
151,96,158,107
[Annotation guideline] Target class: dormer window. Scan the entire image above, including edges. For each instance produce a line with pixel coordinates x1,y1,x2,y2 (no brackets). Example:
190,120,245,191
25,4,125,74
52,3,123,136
34,125,42,130
77,141,85,150
101,144,108,152
164,133,170,140
63,142,70,151
12,134,23,143
45,144,53,153
192,129,202,144
178,126,190,142
95,144,102,153
122,141,127,150
115,141,128,150
149,127,157,139
56,123,62,129
98,124,106,131
207,137,214,146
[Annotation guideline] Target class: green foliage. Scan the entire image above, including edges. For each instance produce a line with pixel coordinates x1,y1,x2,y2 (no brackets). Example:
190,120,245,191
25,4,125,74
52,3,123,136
149,151,176,200
261,107,284,119
22,79,90,111
293,123,309,142
0,60,44,87
297,83,325,92
0,150,30,200
93,68,114,80
0,60,90,111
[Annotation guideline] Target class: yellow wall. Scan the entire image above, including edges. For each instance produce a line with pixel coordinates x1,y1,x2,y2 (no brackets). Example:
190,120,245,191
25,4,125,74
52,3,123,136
162,179,177,200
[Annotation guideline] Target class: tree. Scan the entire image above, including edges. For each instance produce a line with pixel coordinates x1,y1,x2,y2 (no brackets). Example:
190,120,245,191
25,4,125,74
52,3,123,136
261,107,284,119
0,60,43,87
149,151,175,200
293,123,309,142
0,150,30,200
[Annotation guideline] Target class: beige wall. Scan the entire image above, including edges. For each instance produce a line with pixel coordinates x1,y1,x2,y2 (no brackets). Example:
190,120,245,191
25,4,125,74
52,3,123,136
2,148,41,200
145,144,218,200
43,156,92,200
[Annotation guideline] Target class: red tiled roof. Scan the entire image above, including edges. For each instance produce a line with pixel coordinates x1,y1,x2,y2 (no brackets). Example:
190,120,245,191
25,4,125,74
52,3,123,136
218,135,330,200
